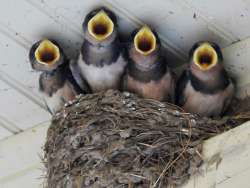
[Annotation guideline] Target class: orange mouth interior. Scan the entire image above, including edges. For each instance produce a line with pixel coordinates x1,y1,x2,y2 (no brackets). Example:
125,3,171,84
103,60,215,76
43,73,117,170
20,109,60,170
87,10,114,41
194,43,218,70
134,26,156,55
35,40,60,65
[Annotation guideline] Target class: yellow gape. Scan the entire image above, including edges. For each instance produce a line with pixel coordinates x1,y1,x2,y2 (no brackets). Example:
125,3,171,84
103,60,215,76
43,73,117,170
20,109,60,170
88,10,114,41
134,25,156,56
193,43,218,71
35,40,60,65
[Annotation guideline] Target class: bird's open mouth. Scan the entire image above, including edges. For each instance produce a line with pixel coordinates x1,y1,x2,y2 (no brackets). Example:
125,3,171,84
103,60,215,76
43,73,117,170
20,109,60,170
194,43,218,70
35,40,60,65
88,10,114,41
134,26,156,55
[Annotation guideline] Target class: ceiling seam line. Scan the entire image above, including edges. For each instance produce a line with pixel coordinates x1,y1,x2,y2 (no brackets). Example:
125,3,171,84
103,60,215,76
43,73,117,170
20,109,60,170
25,0,83,38
0,116,22,134
179,0,239,42
0,22,31,50
0,70,48,111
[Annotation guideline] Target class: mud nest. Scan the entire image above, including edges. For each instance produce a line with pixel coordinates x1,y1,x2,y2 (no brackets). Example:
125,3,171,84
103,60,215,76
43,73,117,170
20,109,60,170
44,90,250,188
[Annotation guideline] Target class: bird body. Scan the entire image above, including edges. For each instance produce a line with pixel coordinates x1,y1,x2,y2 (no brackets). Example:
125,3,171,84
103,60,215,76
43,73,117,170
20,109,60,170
75,53,126,92
38,63,84,114
123,26,175,102
176,41,235,117
177,69,234,117
124,57,175,102
71,7,126,92
29,39,87,114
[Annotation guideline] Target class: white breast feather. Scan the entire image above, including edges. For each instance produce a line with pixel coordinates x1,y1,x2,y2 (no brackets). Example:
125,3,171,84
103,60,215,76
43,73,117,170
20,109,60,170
77,54,127,92
43,89,64,114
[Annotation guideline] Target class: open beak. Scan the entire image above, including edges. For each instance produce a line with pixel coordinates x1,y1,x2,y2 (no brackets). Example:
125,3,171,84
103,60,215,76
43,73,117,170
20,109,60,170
87,10,114,41
134,26,156,55
193,43,218,70
35,40,60,65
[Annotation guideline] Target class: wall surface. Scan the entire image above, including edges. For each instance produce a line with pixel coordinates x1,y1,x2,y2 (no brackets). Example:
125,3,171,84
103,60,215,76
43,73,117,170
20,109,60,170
0,0,250,187
184,121,250,188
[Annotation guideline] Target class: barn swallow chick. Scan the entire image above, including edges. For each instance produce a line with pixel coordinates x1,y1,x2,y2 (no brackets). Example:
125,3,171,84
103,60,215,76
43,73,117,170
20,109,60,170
29,39,89,114
123,26,176,102
176,41,235,117
70,7,127,92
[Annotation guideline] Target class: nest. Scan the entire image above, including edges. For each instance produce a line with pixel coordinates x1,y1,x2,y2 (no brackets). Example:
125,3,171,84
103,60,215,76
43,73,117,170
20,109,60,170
44,90,250,188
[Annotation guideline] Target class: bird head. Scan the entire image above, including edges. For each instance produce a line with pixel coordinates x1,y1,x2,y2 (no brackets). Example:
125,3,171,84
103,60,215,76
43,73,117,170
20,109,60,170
133,25,158,56
83,7,118,44
29,39,65,71
126,25,161,67
189,41,223,71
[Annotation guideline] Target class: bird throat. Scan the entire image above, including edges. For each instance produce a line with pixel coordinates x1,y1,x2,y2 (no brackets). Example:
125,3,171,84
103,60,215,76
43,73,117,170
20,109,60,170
81,39,120,67
128,58,167,83
189,68,230,94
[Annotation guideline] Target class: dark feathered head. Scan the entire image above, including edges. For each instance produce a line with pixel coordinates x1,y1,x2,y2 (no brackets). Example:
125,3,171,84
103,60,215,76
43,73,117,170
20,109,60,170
189,41,223,71
82,7,118,42
129,25,161,56
29,39,65,71
124,25,162,68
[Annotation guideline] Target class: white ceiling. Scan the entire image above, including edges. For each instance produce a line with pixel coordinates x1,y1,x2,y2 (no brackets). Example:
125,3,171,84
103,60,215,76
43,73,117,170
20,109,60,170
1,0,250,140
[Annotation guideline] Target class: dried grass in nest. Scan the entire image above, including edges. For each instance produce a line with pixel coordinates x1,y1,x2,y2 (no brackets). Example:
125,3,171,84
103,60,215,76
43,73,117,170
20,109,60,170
44,90,250,188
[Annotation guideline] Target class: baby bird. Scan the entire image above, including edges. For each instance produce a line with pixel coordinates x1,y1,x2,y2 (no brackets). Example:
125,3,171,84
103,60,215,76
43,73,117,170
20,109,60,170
29,39,89,114
71,7,127,92
176,41,235,117
123,26,176,102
